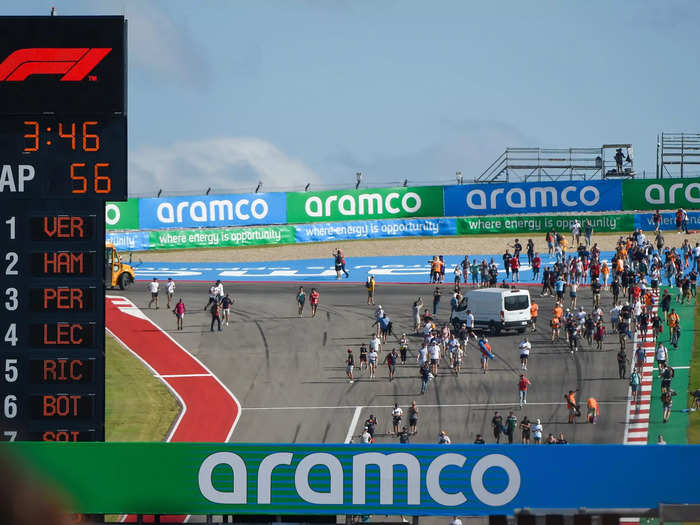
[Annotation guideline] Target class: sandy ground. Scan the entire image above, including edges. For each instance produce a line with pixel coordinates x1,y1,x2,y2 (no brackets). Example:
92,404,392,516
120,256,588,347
132,230,700,263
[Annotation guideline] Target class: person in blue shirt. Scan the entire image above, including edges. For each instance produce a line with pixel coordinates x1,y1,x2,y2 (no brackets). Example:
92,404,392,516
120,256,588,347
378,313,391,343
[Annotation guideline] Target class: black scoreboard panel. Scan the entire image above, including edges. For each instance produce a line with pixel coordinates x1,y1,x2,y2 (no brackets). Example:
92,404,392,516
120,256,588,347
0,16,126,443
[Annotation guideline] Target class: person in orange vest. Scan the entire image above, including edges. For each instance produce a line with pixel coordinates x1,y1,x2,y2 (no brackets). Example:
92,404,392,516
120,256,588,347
530,301,539,332
565,389,579,424
550,316,561,342
587,397,599,424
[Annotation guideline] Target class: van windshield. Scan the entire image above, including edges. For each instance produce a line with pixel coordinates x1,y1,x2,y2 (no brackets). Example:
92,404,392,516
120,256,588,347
504,295,529,311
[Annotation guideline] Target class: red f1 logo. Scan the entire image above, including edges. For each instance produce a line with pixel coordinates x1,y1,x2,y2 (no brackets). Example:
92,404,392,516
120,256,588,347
0,48,111,81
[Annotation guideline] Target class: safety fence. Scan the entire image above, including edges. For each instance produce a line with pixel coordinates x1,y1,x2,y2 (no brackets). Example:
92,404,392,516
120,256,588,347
105,178,700,231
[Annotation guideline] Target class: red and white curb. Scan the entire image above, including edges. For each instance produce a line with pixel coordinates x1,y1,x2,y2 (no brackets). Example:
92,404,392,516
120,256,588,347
620,293,658,525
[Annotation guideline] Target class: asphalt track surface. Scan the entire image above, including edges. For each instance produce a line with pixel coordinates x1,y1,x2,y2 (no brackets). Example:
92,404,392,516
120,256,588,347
117,281,629,448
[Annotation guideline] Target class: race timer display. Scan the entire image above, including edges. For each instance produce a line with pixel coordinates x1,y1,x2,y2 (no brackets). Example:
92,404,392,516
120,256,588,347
0,16,126,443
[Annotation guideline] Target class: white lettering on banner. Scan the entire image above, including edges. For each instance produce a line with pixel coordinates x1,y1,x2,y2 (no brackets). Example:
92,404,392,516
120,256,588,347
426,454,468,506
463,185,601,211
470,454,520,507
198,451,521,508
105,203,120,226
199,452,247,504
155,198,271,224
0,165,35,192
644,182,700,206
295,453,343,504
304,192,423,218
352,453,421,505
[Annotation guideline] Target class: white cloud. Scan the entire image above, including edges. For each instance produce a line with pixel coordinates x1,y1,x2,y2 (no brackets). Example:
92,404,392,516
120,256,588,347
129,137,322,196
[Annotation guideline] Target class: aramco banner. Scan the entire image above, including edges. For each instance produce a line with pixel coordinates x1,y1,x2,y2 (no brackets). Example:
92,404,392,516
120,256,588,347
5,443,698,515
622,177,700,211
139,192,287,229
444,180,622,216
286,186,444,223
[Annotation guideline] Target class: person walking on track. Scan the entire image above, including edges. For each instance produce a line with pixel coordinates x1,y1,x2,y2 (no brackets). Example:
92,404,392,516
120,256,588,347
173,298,186,331
147,277,160,309
166,277,175,309
310,288,320,317
296,286,306,317
518,374,531,408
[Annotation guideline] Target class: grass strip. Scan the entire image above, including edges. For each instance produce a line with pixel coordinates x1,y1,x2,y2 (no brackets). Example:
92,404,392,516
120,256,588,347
105,332,181,442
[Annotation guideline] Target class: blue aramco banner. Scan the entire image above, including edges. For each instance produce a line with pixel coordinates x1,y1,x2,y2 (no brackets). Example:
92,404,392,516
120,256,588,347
444,180,623,217
295,218,457,243
6,443,699,515
139,192,287,230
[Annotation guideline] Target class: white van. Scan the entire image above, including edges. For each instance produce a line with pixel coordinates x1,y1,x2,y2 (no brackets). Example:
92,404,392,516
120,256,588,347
450,288,531,336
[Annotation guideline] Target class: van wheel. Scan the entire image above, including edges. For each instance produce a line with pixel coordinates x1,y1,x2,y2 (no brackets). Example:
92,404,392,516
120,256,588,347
489,323,499,336
118,273,132,290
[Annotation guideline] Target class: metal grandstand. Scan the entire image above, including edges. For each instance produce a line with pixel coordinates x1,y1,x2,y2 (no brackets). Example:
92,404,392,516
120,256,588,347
657,132,700,178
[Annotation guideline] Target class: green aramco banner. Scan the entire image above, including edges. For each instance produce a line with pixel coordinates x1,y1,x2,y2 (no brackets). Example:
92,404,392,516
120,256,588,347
286,186,445,223
622,178,700,211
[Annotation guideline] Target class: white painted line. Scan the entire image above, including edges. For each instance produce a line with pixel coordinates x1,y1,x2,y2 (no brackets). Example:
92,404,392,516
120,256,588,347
243,401,627,411
671,366,690,370
156,373,213,378
345,406,364,444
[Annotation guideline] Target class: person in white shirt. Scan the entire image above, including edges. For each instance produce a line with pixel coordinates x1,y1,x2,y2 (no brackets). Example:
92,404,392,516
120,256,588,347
449,517,463,525
429,341,441,375
391,403,403,434
571,220,581,245
533,418,543,444
147,278,160,309
213,279,224,299
438,430,451,444
375,305,385,335
361,427,372,444
368,348,378,379
656,343,668,373
166,277,176,309
417,344,428,368
204,283,218,310
519,337,531,370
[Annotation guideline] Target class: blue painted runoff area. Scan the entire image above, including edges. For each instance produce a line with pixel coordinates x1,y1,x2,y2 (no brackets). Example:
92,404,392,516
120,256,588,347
133,251,622,283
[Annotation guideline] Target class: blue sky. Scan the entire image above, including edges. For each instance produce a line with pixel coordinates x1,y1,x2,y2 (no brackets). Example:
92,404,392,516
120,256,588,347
9,1,700,195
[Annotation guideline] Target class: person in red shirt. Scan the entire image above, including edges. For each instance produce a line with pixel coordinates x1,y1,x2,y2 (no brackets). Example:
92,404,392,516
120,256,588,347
510,256,520,282
310,288,320,317
532,253,541,280
173,298,186,331
518,374,531,407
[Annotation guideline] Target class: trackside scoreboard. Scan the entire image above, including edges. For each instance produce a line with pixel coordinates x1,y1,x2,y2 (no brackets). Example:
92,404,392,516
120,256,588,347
0,16,126,442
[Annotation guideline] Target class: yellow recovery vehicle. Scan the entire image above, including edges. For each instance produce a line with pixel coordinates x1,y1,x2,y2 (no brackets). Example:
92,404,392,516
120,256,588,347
105,242,135,290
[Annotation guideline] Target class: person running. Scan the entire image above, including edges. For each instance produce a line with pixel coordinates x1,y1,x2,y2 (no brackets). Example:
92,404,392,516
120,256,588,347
408,401,419,434
296,286,306,317
345,349,355,383
173,298,186,330
310,288,320,317
147,277,160,309
220,293,234,325
368,345,378,380
332,248,349,279
165,277,175,309
391,403,403,435
565,390,579,424
366,275,376,305
519,337,531,370
533,418,543,444
209,300,222,332
384,348,399,382
518,374,531,408
530,301,538,333
491,411,504,443
520,416,532,444
587,397,599,424
505,412,518,444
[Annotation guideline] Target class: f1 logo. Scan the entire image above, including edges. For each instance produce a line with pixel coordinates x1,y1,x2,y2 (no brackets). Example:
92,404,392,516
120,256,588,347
0,48,112,81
